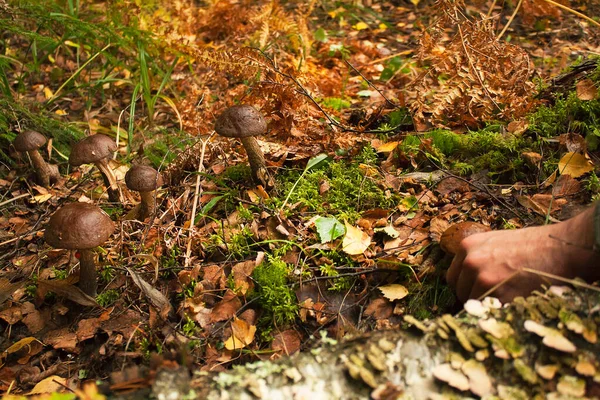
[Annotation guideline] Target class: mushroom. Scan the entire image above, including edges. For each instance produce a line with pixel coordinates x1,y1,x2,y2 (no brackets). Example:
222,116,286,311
69,134,123,203
13,130,59,187
44,202,115,297
440,222,491,255
214,105,272,187
125,164,163,220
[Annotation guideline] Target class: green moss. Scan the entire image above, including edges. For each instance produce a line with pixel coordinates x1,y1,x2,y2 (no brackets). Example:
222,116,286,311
251,255,298,325
223,164,253,184
97,289,120,307
400,127,529,179
272,154,402,221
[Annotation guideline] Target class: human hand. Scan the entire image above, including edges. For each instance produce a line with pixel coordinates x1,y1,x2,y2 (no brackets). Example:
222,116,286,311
445,224,577,303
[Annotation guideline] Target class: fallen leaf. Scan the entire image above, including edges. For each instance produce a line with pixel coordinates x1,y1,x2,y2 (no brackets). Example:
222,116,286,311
557,152,594,178
224,317,256,350
576,78,597,101
28,375,68,395
373,141,400,153
342,222,371,255
378,284,409,301
315,216,345,243
37,278,98,307
126,267,172,319
271,329,302,356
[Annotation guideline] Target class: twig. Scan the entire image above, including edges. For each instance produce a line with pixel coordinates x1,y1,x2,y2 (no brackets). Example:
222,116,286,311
541,0,600,28
184,133,213,267
0,192,30,208
497,0,523,39
343,59,397,108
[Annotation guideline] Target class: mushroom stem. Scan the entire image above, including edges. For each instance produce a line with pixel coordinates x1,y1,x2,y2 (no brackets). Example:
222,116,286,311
95,159,122,203
139,190,157,220
240,136,271,187
27,149,56,188
78,249,98,297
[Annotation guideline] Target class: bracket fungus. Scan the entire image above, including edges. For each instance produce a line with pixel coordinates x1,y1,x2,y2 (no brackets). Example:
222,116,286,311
215,105,272,187
69,134,123,203
125,164,163,220
440,221,491,255
13,130,59,187
44,202,115,297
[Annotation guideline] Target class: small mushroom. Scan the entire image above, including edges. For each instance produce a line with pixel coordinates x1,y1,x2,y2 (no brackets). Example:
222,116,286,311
13,130,59,187
440,222,491,255
214,105,272,187
69,134,123,203
44,202,115,297
125,164,163,220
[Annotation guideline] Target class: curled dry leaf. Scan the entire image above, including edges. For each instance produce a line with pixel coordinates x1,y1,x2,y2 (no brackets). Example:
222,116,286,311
224,317,256,350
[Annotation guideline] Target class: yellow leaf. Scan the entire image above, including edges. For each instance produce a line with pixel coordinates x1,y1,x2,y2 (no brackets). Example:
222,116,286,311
28,375,67,395
410,0,421,5
373,141,399,153
43,87,53,99
55,109,67,116
353,21,369,31
342,222,371,255
224,318,256,350
378,23,387,31
358,163,379,177
379,284,409,301
558,152,594,178
33,193,53,203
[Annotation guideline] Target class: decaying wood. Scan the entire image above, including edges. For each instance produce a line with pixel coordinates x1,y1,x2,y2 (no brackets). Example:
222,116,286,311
125,286,600,400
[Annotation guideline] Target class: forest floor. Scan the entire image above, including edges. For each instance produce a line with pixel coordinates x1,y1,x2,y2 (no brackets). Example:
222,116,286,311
1,0,600,398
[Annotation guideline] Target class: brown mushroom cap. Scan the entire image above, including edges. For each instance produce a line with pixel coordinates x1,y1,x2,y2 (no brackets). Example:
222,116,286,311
69,134,117,166
214,105,267,138
45,203,114,249
14,130,47,152
125,164,163,192
440,222,491,255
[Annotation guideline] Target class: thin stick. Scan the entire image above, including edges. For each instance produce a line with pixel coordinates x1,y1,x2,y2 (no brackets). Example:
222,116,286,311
541,0,600,28
487,0,499,18
0,193,30,208
497,0,523,39
184,133,213,267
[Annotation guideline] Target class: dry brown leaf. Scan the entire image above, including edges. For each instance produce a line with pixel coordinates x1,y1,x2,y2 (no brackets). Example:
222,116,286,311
37,278,98,307
576,78,597,101
271,329,302,356
126,267,172,319
210,290,242,323
232,260,257,295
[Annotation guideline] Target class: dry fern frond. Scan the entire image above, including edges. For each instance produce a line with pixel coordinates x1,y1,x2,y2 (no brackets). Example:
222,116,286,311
411,7,535,128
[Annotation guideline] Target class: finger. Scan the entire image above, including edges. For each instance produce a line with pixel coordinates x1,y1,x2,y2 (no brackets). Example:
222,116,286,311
446,251,466,289
455,266,478,303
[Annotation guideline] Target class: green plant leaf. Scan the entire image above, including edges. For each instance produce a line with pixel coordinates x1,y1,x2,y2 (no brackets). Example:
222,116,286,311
315,216,345,243
314,27,328,43
306,153,330,171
